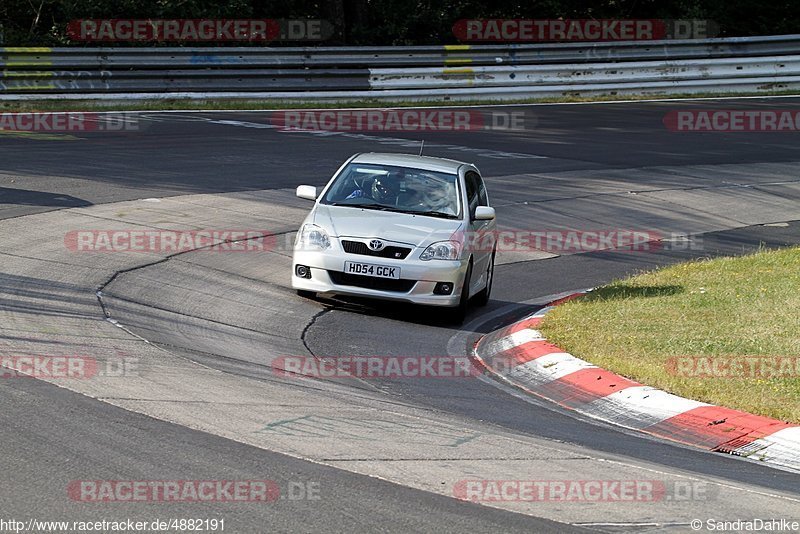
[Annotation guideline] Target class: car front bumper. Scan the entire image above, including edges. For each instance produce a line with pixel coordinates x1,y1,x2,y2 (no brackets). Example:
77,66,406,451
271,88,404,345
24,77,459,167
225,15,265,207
291,248,468,307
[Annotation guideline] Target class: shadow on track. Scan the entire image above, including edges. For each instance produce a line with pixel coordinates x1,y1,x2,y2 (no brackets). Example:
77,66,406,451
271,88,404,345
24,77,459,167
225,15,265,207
0,187,92,208
305,294,518,334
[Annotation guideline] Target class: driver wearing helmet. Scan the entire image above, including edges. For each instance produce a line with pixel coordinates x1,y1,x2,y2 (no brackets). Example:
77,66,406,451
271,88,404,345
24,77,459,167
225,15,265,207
370,171,401,205
345,170,400,205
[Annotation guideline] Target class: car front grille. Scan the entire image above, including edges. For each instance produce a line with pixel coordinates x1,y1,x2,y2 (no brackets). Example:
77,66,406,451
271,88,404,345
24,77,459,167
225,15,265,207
341,240,412,260
328,271,416,293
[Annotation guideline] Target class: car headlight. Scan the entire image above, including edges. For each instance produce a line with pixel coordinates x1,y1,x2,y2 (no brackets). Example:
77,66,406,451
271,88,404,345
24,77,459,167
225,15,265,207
420,240,461,261
296,224,331,251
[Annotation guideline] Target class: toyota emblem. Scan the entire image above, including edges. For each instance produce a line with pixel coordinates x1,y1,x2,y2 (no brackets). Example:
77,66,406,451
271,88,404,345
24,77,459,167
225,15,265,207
368,239,385,251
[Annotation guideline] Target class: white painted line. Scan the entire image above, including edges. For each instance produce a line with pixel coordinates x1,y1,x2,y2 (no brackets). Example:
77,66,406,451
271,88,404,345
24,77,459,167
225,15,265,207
168,115,547,160
580,386,710,430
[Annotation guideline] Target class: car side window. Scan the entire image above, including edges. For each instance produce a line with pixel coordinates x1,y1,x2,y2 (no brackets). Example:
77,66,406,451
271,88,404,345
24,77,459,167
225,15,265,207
465,172,479,218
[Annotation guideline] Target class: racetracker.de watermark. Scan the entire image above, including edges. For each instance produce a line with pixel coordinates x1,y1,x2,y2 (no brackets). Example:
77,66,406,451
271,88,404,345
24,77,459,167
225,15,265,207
667,356,800,379
0,355,139,379
67,480,321,502
461,229,663,253
664,110,800,132
64,230,274,253
67,19,333,42
452,19,718,41
0,112,139,132
272,356,482,379
450,229,703,254
453,479,712,502
270,110,528,132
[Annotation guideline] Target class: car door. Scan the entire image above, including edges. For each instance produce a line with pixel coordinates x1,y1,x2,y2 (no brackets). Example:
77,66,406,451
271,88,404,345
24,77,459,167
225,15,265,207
465,170,493,295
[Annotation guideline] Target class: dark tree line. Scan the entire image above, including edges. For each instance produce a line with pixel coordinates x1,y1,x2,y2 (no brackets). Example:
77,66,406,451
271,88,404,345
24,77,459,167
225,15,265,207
1,0,798,46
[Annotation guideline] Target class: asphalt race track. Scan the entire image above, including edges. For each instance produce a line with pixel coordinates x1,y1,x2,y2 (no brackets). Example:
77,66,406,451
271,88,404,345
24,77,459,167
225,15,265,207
1,98,800,532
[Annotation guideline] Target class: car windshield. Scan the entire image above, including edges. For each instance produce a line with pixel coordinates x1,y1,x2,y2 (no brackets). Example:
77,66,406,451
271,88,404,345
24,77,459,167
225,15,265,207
321,163,461,219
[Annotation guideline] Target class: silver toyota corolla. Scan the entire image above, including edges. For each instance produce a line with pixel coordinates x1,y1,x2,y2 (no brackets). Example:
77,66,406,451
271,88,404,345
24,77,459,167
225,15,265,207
291,153,497,322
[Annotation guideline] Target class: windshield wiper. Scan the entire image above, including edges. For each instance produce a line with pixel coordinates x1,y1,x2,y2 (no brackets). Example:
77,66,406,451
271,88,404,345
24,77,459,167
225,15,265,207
349,203,406,212
410,210,459,219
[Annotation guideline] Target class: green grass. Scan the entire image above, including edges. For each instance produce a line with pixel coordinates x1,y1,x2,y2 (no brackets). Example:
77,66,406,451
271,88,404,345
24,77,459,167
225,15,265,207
539,246,800,423
2,89,799,113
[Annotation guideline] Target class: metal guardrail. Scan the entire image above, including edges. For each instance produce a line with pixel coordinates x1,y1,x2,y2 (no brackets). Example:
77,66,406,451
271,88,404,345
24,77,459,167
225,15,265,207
371,56,800,89
2,34,800,101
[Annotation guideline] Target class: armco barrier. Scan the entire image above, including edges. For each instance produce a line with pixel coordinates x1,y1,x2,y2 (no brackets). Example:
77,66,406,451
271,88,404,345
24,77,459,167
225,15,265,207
2,34,800,101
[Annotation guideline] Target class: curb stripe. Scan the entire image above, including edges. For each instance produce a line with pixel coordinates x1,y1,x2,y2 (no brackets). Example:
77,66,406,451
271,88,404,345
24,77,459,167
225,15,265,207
509,352,595,385
507,328,545,346
484,316,541,342
581,386,710,429
508,317,542,334
558,368,641,399
473,290,800,472
481,329,544,358
646,406,792,449
522,316,543,328
492,340,565,368
514,368,640,410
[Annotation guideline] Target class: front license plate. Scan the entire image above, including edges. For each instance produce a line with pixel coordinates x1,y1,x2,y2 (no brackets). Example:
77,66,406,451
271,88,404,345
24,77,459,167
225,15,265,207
343,261,400,279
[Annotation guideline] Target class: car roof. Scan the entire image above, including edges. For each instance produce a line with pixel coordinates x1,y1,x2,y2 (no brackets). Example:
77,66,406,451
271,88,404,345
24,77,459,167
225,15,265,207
351,153,469,174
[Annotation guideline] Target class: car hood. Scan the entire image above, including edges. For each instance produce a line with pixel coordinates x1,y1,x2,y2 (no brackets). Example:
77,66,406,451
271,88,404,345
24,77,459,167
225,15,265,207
313,204,463,247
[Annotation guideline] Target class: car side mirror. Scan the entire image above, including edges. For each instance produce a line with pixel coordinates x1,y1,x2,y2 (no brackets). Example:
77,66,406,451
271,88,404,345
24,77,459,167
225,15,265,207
474,206,495,221
296,185,318,201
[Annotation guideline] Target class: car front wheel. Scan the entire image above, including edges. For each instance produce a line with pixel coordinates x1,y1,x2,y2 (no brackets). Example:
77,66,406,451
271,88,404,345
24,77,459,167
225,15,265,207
449,261,472,324
475,251,494,307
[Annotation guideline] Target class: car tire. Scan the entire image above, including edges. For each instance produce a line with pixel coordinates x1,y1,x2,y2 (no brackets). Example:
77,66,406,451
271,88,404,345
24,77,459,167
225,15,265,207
449,261,472,324
296,290,316,299
475,251,494,307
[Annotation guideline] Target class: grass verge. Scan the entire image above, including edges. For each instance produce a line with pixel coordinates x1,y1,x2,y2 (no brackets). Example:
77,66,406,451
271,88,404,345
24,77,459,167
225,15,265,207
539,246,800,423
1,89,799,113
